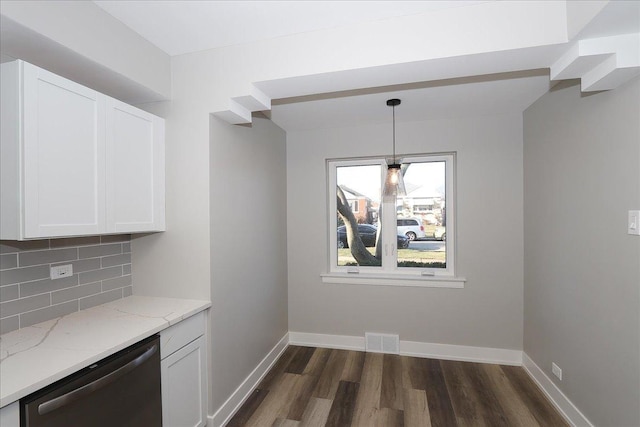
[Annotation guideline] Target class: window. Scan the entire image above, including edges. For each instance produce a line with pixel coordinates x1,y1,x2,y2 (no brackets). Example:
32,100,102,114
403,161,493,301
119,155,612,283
326,154,460,286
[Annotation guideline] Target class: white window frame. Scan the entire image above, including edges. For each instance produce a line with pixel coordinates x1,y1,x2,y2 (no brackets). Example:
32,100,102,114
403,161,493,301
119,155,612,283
323,153,465,288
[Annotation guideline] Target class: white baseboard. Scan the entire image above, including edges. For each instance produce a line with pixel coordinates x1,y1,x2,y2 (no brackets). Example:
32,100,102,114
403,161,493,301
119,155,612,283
522,352,594,427
401,340,522,366
288,331,365,351
209,333,289,427
289,331,522,366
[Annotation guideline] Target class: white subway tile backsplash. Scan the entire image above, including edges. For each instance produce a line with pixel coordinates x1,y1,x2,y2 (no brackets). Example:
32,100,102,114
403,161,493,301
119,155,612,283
0,235,133,334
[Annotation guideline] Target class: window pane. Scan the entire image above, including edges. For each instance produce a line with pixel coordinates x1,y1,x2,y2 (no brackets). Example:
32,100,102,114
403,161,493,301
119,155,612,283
397,161,446,269
336,164,382,267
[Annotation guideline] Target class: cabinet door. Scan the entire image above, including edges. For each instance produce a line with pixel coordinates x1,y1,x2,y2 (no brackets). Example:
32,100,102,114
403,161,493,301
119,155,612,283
22,62,106,238
0,402,19,427
161,336,207,427
105,98,165,233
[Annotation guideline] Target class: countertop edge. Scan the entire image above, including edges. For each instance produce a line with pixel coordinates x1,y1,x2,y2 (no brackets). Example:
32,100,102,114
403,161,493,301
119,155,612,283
0,296,211,408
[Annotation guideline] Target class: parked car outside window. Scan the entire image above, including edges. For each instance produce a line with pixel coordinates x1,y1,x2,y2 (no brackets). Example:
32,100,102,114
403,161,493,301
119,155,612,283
397,218,426,241
337,224,410,249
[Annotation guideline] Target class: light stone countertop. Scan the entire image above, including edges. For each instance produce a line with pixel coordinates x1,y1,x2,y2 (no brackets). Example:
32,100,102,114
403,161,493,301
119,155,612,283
0,295,211,408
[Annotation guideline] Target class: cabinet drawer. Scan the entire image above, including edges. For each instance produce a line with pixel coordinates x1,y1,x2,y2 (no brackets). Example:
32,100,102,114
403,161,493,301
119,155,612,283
160,311,205,359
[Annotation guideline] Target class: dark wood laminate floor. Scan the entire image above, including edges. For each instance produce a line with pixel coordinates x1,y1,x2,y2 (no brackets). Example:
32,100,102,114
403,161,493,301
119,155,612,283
227,346,569,427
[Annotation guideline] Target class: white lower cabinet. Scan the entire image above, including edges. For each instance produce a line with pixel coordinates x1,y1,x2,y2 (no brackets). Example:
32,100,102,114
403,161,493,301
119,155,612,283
160,312,207,427
0,402,19,427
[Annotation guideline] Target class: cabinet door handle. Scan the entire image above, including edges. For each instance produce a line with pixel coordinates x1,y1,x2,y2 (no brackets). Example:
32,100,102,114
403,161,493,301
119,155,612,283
38,344,158,415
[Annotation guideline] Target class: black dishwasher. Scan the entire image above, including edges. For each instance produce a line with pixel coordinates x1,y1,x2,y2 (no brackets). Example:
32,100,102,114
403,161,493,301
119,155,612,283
20,335,162,427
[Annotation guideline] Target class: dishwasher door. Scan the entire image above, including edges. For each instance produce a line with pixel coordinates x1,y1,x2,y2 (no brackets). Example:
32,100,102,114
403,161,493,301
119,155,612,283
21,335,162,427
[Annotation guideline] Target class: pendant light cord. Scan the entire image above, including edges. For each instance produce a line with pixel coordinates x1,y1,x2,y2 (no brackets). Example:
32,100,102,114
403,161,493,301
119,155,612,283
386,98,401,164
392,104,396,163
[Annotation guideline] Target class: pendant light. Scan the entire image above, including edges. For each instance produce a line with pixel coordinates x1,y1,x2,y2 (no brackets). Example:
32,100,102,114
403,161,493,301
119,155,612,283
383,98,406,200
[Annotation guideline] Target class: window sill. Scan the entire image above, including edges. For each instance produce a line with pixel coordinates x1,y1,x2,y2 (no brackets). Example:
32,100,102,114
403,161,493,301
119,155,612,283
320,273,466,288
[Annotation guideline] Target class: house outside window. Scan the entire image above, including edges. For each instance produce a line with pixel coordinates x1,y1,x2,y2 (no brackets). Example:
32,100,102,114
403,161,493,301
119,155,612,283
327,153,456,282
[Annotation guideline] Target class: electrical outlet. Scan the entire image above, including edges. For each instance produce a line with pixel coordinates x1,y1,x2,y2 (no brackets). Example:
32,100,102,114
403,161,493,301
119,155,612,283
50,264,73,280
551,362,562,381
629,210,640,235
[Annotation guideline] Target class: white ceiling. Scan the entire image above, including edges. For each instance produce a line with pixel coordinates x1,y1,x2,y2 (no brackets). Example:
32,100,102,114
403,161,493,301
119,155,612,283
270,70,552,131
91,0,552,130
93,1,487,56
90,0,635,131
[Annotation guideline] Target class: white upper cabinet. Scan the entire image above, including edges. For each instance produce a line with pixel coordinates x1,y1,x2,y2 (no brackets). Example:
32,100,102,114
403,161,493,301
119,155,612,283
1,60,165,240
22,61,106,238
106,98,165,233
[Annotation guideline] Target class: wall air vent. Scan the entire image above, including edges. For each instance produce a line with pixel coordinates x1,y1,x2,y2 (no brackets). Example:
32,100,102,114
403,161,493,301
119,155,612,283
365,332,399,354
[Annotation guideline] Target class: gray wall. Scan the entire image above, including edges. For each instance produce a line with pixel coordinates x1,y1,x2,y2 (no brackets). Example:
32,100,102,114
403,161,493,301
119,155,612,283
0,235,132,334
523,78,640,427
132,59,289,420
209,115,289,412
287,114,524,350
131,99,212,302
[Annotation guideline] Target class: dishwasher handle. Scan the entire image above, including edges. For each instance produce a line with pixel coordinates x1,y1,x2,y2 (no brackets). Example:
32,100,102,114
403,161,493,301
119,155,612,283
37,343,158,416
